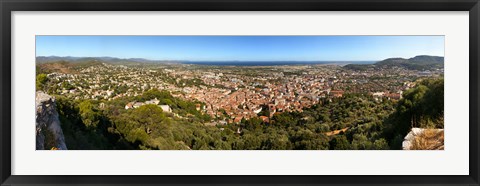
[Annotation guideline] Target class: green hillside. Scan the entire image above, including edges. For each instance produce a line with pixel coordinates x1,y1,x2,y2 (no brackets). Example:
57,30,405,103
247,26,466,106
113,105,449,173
345,55,444,71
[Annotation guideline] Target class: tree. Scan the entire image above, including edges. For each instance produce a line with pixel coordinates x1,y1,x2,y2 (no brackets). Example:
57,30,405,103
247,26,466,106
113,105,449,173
385,78,444,149
351,134,372,150
329,135,351,150
36,73,48,91
132,104,166,127
373,138,389,150
129,104,169,140
78,100,99,128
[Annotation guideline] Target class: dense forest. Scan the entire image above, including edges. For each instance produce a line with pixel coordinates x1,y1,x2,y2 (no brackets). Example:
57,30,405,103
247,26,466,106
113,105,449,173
37,73,444,150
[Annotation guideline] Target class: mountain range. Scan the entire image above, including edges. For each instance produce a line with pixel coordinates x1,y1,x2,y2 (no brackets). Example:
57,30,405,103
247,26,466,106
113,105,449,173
36,56,181,64
36,55,444,70
344,55,444,71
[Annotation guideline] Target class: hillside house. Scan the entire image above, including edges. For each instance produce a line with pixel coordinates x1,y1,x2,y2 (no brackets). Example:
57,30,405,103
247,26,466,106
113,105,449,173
145,98,160,105
329,90,344,98
159,105,172,113
195,104,201,111
233,116,243,124
385,93,402,100
259,116,269,123
125,102,134,109
133,102,145,108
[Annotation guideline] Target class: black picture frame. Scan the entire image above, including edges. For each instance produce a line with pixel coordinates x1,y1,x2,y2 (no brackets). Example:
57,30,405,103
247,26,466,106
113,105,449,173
1,0,479,185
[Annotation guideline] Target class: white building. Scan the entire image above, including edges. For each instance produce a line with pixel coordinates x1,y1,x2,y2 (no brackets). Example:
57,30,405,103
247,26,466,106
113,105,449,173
159,105,172,113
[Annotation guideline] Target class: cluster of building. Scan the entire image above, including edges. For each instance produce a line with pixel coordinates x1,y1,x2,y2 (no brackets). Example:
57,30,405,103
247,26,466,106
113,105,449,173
46,63,176,100
44,62,442,124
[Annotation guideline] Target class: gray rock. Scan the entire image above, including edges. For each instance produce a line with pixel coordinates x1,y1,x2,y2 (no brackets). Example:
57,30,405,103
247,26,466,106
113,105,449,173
36,91,67,150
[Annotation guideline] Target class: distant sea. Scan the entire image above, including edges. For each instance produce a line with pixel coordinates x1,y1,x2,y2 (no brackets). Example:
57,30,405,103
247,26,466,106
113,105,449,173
181,61,377,66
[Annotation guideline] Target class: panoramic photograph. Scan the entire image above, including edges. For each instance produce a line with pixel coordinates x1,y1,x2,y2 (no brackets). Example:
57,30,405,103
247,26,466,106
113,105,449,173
35,36,444,150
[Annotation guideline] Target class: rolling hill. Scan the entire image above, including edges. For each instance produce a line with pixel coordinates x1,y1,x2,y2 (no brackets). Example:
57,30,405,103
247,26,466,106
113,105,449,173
344,55,444,71
36,56,183,65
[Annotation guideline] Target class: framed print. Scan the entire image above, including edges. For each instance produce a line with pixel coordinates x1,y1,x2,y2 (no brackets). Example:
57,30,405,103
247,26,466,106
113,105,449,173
1,0,479,185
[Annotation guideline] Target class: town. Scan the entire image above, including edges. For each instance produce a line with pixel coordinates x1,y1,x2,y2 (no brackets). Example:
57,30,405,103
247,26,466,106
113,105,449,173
41,61,443,124
34,35,445,150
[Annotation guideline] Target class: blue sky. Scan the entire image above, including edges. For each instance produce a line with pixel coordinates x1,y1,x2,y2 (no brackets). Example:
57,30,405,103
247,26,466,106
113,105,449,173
36,36,444,61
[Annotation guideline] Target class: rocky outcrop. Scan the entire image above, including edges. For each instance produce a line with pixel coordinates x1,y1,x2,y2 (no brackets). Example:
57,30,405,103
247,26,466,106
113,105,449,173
36,91,67,150
402,128,444,150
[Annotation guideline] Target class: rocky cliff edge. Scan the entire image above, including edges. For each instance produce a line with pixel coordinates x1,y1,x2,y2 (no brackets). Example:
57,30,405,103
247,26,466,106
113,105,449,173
36,91,67,150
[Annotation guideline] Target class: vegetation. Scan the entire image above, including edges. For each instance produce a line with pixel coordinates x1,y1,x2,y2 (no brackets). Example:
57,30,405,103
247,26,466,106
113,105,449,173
36,73,48,91
343,64,374,71
37,56,444,150
383,78,444,149
52,78,443,150
409,129,444,150
345,55,444,71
